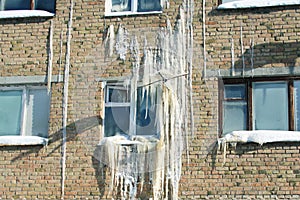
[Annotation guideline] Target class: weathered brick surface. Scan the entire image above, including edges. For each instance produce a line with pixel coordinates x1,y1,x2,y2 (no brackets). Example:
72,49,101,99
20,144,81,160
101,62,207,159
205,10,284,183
1,0,300,199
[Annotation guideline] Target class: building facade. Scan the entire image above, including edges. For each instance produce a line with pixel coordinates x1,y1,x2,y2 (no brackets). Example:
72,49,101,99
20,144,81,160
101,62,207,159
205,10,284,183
0,0,300,199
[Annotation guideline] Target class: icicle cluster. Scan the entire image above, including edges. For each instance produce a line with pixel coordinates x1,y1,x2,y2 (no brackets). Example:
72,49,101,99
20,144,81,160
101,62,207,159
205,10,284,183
98,3,194,199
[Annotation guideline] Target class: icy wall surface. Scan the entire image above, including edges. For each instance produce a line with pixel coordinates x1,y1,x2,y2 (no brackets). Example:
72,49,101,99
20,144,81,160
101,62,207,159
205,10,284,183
96,2,195,199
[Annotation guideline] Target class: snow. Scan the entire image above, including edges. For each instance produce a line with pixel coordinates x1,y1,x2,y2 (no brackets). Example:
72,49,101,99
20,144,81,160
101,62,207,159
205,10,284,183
0,136,48,146
0,10,54,19
218,0,300,9
219,130,300,145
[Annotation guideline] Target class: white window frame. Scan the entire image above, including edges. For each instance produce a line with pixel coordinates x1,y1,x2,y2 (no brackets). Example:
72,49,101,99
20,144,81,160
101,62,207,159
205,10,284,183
0,85,50,137
103,81,159,137
105,0,163,17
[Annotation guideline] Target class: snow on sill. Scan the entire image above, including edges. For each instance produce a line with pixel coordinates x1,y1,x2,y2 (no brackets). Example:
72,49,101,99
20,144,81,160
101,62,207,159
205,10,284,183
218,130,300,146
0,136,48,146
0,10,54,19
218,0,300,9
105,11,162,17
98,135,159,146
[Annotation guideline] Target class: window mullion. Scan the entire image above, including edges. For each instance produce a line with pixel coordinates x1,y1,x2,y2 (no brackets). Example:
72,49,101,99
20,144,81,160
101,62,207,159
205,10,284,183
20,87,28,136
248,81,253,130
132,0,138,12
289,80,295,131
30,0,35,10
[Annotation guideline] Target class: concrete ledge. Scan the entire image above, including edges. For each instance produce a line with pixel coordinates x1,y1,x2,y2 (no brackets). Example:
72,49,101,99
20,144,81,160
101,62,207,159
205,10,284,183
0,75,63,85
206,66,300,78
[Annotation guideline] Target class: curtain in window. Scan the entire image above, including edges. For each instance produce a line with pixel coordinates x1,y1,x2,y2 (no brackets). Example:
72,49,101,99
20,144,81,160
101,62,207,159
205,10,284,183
253,82,288,130
0,90,23,136
111,0,131,12
138,0,161,12
25,89,50,137
223,101,247,134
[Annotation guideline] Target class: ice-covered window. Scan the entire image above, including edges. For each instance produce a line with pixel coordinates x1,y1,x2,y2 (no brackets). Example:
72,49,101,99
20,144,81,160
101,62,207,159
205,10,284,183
0,0,55,15
221,79,300,135
104,83,158,137
105,0,162,16
218,0,300,9
0,86,50,138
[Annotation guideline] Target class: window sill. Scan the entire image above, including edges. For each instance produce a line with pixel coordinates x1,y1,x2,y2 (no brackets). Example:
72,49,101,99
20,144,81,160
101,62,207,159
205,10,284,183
105,11,162,17
218,130,300,146
218,0,300,9
0,136,48,146
0,10,54,19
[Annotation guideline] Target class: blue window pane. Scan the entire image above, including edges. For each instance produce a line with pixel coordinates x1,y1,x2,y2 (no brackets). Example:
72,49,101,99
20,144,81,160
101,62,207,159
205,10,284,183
138,0,161,12
224,84,245,99
35,0,56,13
253,82,288,130
105,107,130,137
136,89,158,135
3,0,30,10
223,101,247,134
0,90,23,136
111,0,131,12
25,89,50,137
294,81,300,131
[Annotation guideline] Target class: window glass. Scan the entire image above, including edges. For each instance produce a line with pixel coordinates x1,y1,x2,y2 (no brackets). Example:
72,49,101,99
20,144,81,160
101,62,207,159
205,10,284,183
138,0,161,12
224,84,245,100
107,87,130,103
35,0,56,13
25,88,50,137
3,0,30,10
223,101,247,134
253,82,288,130
111,0,131,12
294,81,300,131
0,90,23,136
136,89,158,136
105,107,130,137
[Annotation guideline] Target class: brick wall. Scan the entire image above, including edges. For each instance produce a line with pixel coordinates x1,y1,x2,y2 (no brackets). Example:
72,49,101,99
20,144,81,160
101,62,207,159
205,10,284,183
1,0,300,199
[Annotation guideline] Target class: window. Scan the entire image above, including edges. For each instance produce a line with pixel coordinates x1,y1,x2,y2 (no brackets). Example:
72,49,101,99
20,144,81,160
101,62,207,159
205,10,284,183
220,78,300,135
106,0,162,16
0,86,50,138
104,83,158,137
0,0,55,13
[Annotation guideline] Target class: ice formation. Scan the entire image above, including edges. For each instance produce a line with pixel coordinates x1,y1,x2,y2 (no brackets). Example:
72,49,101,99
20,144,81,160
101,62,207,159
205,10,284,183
0,136,48,146
218,130,300,163
0,10,54,19
218,0,300,9
98,2,194,199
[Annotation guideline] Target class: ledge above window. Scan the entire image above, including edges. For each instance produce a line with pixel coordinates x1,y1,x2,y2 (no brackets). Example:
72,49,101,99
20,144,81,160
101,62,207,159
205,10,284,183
0,10,54,19
218,0,300,9
0,136,48,146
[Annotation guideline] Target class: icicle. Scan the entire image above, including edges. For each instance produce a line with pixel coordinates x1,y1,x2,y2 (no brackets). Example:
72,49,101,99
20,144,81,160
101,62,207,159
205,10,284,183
202,0,207,81
116,24,129,61
231,37,235,76
61,0,73,198
104,24,115,58
240,23,245,77
47,20,54,94
250,37,254,77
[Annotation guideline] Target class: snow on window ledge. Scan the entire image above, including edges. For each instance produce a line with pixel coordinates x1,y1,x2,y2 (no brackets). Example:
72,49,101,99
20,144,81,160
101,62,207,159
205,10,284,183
0,10,54,19
0,136,48,146
105,11,162,17
218,130,300,146
98,135,159,146
218,0,300,9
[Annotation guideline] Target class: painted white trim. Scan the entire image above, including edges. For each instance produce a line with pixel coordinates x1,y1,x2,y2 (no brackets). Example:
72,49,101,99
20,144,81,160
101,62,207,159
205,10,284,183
218,0,300,9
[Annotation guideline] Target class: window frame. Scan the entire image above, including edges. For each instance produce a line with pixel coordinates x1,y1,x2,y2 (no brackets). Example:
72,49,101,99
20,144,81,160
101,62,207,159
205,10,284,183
0,0,56,14
219,77,300,136
105,0,163,17
0,85,50,137
103,81,159,137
